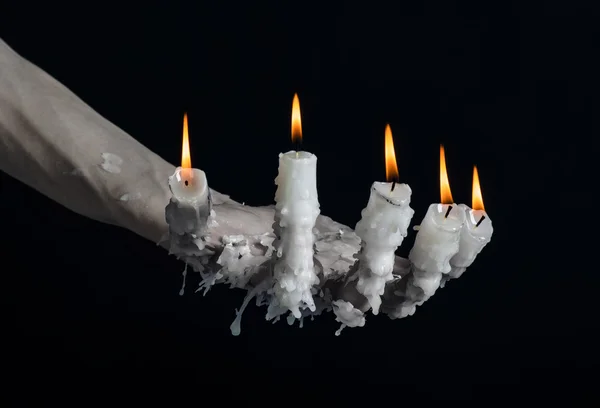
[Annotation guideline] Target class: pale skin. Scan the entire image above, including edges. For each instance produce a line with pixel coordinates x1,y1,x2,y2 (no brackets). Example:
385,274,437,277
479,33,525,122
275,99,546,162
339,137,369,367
0,37,280,246
0,37,413,321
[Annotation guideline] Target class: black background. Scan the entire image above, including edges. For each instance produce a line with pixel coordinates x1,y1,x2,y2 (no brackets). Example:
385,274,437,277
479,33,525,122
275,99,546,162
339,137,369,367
0,1,597,402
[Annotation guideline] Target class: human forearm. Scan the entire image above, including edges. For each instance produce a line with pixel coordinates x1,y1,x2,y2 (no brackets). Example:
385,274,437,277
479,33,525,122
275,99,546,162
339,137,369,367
0,39,351,253
0,38,175,242
0,39,358,246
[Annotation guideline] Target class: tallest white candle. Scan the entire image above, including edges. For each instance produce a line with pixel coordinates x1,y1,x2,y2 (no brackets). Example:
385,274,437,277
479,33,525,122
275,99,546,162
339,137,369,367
271,94,320,319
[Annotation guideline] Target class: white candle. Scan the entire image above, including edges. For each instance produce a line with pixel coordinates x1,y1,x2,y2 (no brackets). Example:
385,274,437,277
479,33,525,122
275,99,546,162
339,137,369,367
166,166,211,236
409,202,465,280
448,166,493,280
271,94,320,319
394,145,464,318
354,125,414,314
165,114,211,247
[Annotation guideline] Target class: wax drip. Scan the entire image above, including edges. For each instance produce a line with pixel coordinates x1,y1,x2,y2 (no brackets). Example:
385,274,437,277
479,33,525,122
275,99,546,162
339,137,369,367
230,281,270,336
179,263,188,296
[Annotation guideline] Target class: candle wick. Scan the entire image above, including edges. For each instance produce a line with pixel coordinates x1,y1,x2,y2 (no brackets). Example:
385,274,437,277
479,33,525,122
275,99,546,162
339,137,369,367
390,181,396,192
475,214,486,227
184,180,189,187
444,205,453,218
294,140,301,157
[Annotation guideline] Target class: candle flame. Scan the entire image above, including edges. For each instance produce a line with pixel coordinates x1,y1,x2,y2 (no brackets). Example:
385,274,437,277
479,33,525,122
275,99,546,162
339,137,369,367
384,124,399,182
439,144,454,204
291,93,302,145
472,165,485,211
181,113,192,169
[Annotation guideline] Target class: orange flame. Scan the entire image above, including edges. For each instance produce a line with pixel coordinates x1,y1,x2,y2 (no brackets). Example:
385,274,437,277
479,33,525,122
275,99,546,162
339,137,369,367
440,144,454,204
472,165,485,211
181,113,191,169
291,93,302,145
385,124,399,182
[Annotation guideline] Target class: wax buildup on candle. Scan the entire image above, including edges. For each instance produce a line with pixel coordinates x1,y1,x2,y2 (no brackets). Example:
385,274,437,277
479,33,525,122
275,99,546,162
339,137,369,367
388,203,465,319
443,165,494,286
270,150,320,319
448,204,493,279
409,203,465,277
165,167,212,256
354,181,414,314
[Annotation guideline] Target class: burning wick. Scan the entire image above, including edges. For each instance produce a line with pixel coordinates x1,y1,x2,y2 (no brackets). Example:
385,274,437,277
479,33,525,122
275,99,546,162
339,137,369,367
384,124,399,193
181,113,194,184
444,205,453,218
291,93,302,159
475,214,486,227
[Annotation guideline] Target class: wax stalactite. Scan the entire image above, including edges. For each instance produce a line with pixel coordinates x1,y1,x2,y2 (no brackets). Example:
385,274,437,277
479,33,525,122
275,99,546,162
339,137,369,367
349,124,414,316
445,165,494,282
268,93,321,320
388,144,465,319
165,113,212,255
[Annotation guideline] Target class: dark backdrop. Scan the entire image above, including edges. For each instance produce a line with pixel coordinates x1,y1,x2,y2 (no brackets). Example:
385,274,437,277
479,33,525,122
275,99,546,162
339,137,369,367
0,2,596,402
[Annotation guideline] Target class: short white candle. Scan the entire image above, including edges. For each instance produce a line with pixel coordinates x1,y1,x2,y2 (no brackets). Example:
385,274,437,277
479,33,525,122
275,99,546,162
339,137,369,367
401,145,464,317
409,202,465,282
165,114,211,241
271,94,320,319
354,125,414,314
166,166,210,236
448,166,493,280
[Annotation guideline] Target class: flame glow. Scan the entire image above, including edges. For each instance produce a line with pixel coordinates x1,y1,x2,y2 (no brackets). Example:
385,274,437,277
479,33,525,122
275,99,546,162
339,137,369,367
472,165,485,211
385,124,399,182
439,144,454,204
181,113,191,169
291,93,302,145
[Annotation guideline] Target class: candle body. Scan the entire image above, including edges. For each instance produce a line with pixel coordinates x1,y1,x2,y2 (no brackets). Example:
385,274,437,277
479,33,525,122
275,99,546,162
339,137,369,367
409,203,465,275
272,151,320,318
393,203,465,318
165,167,212,250
354,182,414,314
448,204,493,279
